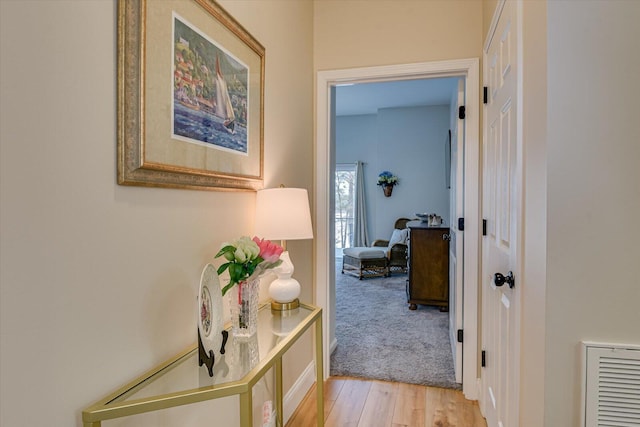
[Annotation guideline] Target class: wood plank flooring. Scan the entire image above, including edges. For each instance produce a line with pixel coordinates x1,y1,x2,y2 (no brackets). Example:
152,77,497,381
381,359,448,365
286,376,487,427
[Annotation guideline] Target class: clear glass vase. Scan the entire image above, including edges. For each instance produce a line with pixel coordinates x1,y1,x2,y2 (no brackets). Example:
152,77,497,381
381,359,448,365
229,278,259,338
232,333,260,375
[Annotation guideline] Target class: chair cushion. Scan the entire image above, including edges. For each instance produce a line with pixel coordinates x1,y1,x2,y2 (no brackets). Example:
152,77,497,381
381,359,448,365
388,228,408,247
343,247,387,259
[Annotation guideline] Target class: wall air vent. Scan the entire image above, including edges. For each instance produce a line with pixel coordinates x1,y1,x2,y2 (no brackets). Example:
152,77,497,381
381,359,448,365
582,342,640,427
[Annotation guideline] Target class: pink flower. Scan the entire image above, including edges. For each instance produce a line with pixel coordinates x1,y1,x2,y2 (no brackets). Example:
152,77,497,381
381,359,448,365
252,237,284,263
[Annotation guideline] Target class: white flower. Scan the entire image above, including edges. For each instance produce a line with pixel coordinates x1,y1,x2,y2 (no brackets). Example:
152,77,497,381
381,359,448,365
232,236,259,262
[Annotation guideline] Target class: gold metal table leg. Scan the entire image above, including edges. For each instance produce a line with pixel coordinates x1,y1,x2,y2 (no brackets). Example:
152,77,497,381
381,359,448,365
240,389,252,427
315,317,324,427
275,357,283,427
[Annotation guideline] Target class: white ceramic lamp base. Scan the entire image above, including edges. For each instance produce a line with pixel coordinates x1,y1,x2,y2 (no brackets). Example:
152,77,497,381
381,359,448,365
269,251,300,310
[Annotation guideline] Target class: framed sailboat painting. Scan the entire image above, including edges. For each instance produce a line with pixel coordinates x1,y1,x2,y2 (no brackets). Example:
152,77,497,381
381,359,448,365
118,0,264,191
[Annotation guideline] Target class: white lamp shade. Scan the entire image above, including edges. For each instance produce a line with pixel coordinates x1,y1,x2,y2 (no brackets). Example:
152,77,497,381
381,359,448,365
255,188,313,240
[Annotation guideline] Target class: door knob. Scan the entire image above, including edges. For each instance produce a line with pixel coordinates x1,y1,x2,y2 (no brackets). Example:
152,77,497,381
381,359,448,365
494,271,515,288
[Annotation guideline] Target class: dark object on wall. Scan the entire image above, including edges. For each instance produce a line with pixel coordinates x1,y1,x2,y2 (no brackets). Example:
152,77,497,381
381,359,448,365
445,129,451,189
377,171,398,196
458,105,466,120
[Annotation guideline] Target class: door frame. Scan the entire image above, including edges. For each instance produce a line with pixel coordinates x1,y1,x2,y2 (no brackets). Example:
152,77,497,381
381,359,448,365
314,58,481,400
450,79,466,384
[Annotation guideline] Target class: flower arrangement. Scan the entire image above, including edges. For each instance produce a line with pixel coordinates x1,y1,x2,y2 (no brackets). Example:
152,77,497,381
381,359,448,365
377,171,399,187
215,236,284,296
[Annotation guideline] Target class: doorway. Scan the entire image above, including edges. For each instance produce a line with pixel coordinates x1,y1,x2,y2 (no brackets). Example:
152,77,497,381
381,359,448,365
315,59,481,400
332,77,461,387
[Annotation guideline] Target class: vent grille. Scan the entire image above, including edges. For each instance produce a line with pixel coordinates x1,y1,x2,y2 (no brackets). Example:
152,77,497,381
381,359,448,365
583,343,640,427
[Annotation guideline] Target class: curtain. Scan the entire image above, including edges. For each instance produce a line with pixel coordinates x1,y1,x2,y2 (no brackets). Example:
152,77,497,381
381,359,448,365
352,161,369,247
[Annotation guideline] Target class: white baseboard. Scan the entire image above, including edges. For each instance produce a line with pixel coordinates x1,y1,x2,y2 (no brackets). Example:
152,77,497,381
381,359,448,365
283,362,316,424
473,377,482,403
282,338,338,423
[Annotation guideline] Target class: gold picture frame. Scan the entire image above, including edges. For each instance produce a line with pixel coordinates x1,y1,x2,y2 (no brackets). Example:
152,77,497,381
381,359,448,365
118,0,265,191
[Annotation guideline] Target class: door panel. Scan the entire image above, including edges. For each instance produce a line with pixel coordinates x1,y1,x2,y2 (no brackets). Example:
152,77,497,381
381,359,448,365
481,1,520,426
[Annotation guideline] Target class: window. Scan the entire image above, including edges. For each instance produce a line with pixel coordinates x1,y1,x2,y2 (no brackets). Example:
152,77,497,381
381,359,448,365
335,164,357,250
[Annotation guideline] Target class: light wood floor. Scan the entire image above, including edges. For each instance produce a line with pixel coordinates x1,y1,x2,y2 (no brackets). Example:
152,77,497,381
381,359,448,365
286,376,487,427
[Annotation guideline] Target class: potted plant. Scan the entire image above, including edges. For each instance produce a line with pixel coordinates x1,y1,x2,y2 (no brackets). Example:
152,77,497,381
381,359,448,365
377,171,399,197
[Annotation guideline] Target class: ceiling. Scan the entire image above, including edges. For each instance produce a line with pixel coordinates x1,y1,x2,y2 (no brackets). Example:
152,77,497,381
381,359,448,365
335,77,461,116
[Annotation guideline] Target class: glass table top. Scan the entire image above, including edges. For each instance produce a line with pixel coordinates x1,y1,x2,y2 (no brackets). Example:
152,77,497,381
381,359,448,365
109,304,317,404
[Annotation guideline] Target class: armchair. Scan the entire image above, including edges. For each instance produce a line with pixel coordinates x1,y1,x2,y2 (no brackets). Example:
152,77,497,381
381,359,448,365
372,217,412,274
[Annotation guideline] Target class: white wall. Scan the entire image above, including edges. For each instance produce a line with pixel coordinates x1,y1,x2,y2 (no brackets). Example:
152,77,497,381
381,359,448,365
336,106,451,241
0,1,314,426
544,1,640,425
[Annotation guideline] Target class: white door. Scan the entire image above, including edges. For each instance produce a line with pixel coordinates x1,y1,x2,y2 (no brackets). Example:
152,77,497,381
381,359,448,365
481,1,521,426
449,79,465,384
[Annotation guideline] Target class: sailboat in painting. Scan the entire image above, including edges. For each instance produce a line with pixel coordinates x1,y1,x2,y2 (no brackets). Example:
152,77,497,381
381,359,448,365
215,55,236,134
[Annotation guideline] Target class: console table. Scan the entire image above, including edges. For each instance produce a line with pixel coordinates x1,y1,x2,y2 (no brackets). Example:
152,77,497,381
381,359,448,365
82,303,323,427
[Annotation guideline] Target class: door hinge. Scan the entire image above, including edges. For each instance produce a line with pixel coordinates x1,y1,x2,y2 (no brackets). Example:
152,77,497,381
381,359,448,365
483,86,488,104
457,329,463,343
458,217,464,231
458,105,466,120
482,219,487,236
482,350,486,368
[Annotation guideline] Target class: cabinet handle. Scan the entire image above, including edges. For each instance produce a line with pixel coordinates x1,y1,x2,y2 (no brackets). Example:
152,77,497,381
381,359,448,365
443,234,451,241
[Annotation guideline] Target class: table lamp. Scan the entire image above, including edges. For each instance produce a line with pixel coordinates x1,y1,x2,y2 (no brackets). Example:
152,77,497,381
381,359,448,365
255,187,313,310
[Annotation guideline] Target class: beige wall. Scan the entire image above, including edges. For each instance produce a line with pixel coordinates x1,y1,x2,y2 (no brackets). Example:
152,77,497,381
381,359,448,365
0,0,313,425
545,1,640,425
314,0,483,71
482,0,498,44
520,1,547,426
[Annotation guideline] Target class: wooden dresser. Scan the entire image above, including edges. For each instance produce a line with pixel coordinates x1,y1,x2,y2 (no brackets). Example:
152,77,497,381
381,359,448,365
406,221,450,311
